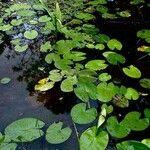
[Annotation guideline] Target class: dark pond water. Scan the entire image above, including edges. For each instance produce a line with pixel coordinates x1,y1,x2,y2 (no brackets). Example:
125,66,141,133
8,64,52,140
0,0,150,150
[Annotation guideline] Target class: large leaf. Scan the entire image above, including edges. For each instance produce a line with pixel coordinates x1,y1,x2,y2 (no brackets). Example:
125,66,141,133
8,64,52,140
5,118,45,142
80,126,109,150
0,143,17,150
46,122,72,144
137,29,150,43
85,60,108,71
123,65,141,78
106,116,130,138
97,82,117,102
75,12,95,21
117,140,150,150
121,111,149,131
71,103,97,124
38,15,51,22
24,30,38,40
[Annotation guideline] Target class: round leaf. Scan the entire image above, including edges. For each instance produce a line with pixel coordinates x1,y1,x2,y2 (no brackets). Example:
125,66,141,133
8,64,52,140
24,30,38,40
139,78,150,89
0,77,11,84
125,88,139,100
107,39,122,50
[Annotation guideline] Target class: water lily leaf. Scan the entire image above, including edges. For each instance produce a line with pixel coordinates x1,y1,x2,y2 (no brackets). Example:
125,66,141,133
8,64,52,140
142,139,150,148
11,19,22,26
130,0,145,5
75,12,95,21
45,53,59,64
40,42,52,52
107,39,122,50
24,30,38,40
60,76,77,92
99,73,111,82
29,20,38,25
97,82,117,102
106,116,130,138
0,24,13,31
144,108,150,122
97,108,106,128
117,140,150,150
33,4,44,10
93,34,110,43
0,143,17,150
48,72,62,82
137,29,150,43
125,88,139,100
46,122,72,144
123,65,141,78
101,104,113,114
71,103,97,124
9,3,31,12
103,51,126,65
121,111,149,131
35,78,54,91
139,78,150,89
39,15,51,22
5,118,45,142
16,10,35,17
85,60,108,71
102,13,118,19
80,126,109,150
95,44,105,50
15,44,28,52
117,10,131,17
0,77,11,84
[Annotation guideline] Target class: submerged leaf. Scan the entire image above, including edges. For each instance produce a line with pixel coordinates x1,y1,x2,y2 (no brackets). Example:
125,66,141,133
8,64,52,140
71,103,97,124
46,122,72,144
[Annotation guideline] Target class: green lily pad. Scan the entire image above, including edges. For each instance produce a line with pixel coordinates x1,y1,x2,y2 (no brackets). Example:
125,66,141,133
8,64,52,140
15,44,28,52
0,143,17,150
0,24,13,31
117,140,150,150
107,116,130,138
5,118,45,142
0,77,11,84
101,104,114,114
107,39,122,50
123,65,141,78
85,60,108,71
75,12,95,21
97,82,117,102
98,73,111,82
142,139,150,148
80,126,109,150
40,42,52,52
139,78,150,89
11,19,22,26
16,10,35,17
144,108,150,122
125,88,139,100
24,30,38,40
71,103,97,124
121,111,149,131
39,15,51,22
46,122,72,144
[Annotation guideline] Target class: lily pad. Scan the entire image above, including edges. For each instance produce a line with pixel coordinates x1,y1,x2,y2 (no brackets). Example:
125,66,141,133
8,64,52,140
123,65,141,78
139,78,150,89
98,73,111,82
0,77,11,84
80,126,109,150
142,139,150,148
107,39,122,50
75,12,95,21
85,60,108,71
71,103,97,124
5,118,45,142
125,88,139,100
39,15,51,22
24,30,38,40
15,44,28,52
11,19,22,26
46,122,72,144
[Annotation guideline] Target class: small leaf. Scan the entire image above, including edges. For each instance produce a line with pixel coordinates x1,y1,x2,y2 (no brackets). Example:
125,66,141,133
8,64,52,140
71,103,97,124
75,12,95,21
142,139,150,148
123,65,141,78
97,108,106,128
125,88,139,100
11,19,22,26
40,42,52,52
139,78,150,89
46,122,72,144
0,77,11,84
15,44,28,52
80,126,109,150
98,73,111,82
24,30,38,40
39,15,51,22
0,143,17,150
107,39,122,50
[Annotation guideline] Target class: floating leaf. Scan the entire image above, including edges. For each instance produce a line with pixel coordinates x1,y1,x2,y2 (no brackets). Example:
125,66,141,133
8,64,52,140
48,72,62,82
40,42,52,52
101,104,113,114
106,116,130,138
0,143,17,150
123,65,141,78
11,19,22,26
71,103,97,124
85,60,108,71
125,88,139,100
144,108,150,121
102,13,118,19
97,82,117,102
117,10,131,17
121,111,149,131
16,10,35,17
142,139,150,148
107,39,122,50
97,108,106,128
80,126,109,150
39,15,51,22
46,122,72,144
0,77,11,84
60,76,77,92
98,73,111,82
117,140,150,150
0,24,13,31
130,0,145,5
139,78,150,89
95,44,105,50
5,118,45,142
103,51,126,65
15,44,28,52
24,30,38,40
75,12,95,21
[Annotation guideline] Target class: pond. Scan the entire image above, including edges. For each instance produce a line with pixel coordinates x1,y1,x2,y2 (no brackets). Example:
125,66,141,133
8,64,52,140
0,0,150,150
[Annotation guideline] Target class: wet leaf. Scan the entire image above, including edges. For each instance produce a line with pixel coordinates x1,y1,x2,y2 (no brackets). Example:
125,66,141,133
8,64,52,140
16,10,35,17
97,108,106,128
75,12,95,21
107,39,122,50
101,104,113,114
0,24,13,31
48,72,62,82
123,65,141,78
46,122,72,144
5,118,45,142
144,108,150,122
24,30,38,40
117,10,131,17
71,103,97,124
0,77,11,84
80,126,109,150
0,143,17,150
